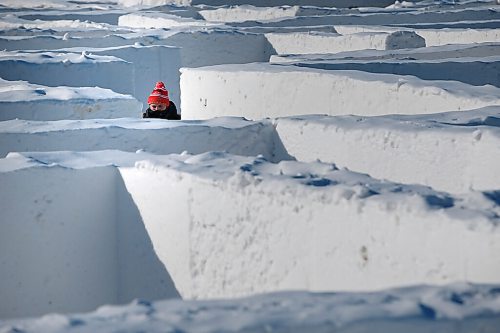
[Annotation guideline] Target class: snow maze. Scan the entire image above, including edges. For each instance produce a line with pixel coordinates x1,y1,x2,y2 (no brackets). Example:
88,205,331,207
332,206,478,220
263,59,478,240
1,0,500,325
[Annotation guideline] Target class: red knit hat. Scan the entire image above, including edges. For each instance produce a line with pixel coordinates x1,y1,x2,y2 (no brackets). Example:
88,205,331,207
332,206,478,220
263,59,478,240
148,81,170,105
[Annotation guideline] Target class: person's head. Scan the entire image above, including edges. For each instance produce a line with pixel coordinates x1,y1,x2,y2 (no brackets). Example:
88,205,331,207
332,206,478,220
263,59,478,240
148,81,170,110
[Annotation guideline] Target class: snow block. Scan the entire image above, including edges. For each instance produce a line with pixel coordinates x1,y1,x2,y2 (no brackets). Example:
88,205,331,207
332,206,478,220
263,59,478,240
0,79,142,121
275,107,500,193
164,29,273,67
334,25,500,47
199,5,300,23
265,31,425,55
118,152,500,299
0,117,286,162
0,161,179,319
180,63,500,120
59,45,182,108
0,51,134,96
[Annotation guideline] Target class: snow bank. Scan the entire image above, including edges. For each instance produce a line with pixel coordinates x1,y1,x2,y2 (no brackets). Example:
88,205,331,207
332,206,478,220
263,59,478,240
0,117,286,161
2,283,500,333
290,56,500,88
0,79,141,121
265,30,425,55
334,25,500,47
0,155,180,318
180,63,500,120
59,45,182,107
0,51,134,96
275,106,500,193
199,5,300,23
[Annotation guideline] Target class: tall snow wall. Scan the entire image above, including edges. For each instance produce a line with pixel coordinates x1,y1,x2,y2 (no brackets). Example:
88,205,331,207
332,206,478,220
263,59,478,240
120,153,500,299
180,63,500,120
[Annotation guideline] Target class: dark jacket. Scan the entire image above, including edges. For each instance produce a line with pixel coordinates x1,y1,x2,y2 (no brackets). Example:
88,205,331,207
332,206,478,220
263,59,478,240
143,101,181,120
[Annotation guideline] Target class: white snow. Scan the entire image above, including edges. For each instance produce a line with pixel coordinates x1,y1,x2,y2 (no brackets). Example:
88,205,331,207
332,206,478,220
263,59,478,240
266,30,426,55
118,12,224,29
0,117,284,161
199,5,301,23
0,79,142,121
275,106,500,193
0,50,135,97
334,25,500,46
2,150,499,303
1,0,500,331
180,63,500,120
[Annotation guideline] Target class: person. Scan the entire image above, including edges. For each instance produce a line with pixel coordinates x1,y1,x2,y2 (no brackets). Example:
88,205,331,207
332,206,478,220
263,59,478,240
143,81,181,120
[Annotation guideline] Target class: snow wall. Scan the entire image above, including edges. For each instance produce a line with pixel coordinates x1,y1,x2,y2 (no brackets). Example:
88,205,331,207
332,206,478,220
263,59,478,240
0,118,285,161
265,31,426,55
0,53,135,97
0,80,142,121
0,165,179,319
180,63,500,120
275,109,500,194
2,151,498,317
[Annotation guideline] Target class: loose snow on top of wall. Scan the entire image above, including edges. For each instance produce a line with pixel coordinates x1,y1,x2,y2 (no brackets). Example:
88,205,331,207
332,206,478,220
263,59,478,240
0,49,121,64
275,106,500,193
0,14,120,32
0,79,142,120
180,63,500,120
2,283,500,333
199,5,300,23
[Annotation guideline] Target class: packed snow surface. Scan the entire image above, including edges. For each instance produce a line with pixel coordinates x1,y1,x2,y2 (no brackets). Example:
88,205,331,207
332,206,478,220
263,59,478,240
1,283,500,333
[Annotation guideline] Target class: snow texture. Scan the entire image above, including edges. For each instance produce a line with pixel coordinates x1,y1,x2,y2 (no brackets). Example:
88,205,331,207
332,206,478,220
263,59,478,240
180,63,500,120
1,0,500,331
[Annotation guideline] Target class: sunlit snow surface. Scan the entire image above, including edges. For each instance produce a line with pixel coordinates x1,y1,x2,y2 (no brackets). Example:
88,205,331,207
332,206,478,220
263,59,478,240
1,0,500,330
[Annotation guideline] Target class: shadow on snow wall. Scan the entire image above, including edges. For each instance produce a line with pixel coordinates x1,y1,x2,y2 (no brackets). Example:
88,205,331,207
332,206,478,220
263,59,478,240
0,166,180,319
